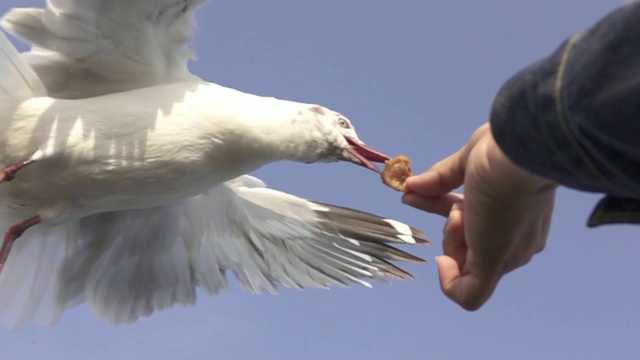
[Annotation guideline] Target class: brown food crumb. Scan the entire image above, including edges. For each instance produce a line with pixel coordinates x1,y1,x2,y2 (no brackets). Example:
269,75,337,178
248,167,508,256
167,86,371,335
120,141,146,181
381,155,413,192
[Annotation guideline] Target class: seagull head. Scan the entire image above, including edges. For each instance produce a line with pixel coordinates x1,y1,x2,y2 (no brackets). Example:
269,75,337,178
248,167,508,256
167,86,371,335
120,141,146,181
295,106,390,172
334,117,391,173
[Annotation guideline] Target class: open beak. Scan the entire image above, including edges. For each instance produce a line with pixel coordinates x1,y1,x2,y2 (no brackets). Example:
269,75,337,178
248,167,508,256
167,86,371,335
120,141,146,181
345,137,391,173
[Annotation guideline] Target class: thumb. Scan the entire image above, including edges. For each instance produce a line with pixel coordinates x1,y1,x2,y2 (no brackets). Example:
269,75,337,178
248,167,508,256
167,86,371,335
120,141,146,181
405,146,466,197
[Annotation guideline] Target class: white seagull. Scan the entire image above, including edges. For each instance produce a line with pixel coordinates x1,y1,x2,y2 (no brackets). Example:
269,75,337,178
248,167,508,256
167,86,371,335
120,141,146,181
0,0,428,328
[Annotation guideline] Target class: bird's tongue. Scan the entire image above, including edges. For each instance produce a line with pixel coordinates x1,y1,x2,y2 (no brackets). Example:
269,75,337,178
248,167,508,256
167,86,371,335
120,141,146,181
345,137,391,173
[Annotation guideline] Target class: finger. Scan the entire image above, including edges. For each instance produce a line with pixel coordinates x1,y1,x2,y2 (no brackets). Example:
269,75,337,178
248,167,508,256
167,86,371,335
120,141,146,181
401,192,463,217
405,148,466,197
435,255,462,302
436,256,494,311
437,203,497,311
436,204,466,301
441,202,466,265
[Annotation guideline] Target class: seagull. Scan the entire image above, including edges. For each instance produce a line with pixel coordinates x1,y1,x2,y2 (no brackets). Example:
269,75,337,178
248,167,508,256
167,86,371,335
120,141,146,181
0,0,428,328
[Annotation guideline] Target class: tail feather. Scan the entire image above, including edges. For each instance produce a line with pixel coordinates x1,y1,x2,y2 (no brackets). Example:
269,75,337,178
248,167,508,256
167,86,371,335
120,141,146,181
0,213,70,329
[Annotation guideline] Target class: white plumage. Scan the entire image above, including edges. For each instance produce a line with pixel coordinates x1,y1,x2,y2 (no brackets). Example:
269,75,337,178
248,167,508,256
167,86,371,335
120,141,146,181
0,0,428,328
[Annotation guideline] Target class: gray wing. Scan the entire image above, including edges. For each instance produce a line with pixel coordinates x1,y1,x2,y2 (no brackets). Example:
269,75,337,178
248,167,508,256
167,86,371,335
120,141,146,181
56,176,428,325
1,0,207,98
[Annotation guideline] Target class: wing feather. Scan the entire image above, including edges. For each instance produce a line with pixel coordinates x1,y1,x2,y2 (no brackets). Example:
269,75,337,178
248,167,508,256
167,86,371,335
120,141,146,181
0,29,46,98
48,175,427,325
193,175,428,290
1,0,207,98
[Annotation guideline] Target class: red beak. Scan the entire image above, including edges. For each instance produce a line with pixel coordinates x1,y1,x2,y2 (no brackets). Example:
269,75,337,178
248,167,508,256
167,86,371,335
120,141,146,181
345,137,391,173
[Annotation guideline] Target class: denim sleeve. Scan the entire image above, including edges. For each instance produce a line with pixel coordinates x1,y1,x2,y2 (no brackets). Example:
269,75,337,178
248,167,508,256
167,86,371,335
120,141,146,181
490,2,640,200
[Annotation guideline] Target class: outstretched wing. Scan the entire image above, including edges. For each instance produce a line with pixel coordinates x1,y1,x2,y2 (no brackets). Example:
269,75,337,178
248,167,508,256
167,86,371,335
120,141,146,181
189,175,428,293
1,0,207,98
54,175,428,326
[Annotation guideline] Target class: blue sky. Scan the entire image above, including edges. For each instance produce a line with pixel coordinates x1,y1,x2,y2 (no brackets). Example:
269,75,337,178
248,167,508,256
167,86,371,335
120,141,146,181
1,1,639,359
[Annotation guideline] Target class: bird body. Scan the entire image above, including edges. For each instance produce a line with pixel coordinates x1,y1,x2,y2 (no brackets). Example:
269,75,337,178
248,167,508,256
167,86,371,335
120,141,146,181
0,80,337,222
0,0,428,328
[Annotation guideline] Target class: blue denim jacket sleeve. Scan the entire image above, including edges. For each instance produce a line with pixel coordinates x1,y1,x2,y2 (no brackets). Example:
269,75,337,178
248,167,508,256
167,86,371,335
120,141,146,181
489,2,640,227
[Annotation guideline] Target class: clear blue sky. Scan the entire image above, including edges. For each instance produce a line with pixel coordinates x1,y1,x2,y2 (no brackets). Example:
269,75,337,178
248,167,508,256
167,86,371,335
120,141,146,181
1,1,639,359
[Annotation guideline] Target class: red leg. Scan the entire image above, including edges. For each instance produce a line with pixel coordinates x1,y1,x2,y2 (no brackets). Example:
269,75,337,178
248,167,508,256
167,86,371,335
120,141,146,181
0,215,43,272
0,159,37,183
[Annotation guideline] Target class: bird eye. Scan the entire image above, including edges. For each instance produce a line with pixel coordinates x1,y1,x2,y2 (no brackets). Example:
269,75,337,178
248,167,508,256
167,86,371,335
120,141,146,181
338,118,351,129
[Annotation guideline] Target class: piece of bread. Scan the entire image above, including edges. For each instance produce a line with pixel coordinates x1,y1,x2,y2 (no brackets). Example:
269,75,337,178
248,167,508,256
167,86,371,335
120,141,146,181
381,155,413,192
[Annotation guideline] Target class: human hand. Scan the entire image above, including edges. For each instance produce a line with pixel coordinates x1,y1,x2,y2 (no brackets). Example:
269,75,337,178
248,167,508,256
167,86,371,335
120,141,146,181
403,123,557,310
